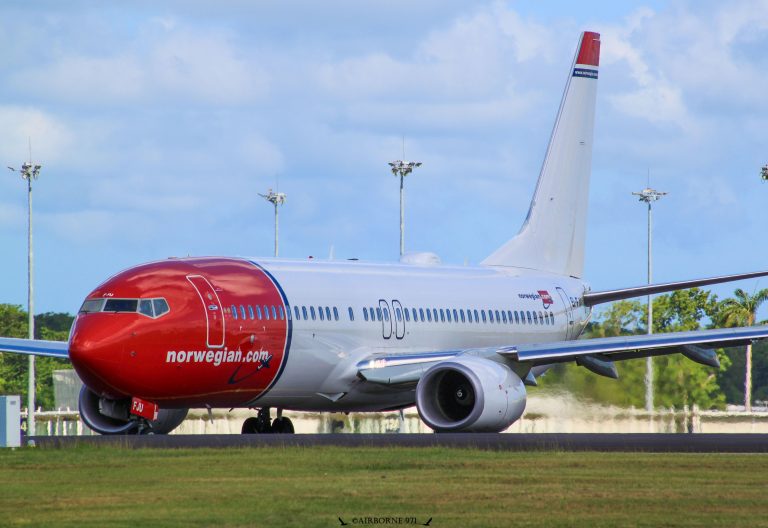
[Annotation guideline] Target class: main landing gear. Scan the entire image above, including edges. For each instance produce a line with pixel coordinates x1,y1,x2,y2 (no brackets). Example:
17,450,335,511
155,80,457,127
241,408,295,434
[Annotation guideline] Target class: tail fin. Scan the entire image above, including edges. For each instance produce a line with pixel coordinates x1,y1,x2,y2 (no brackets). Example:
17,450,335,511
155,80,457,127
482,31,600,278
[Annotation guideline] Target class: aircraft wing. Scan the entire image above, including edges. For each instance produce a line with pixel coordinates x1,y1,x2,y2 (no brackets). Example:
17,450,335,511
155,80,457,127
499,326,768,364
0,336,70,359
357,325,768,385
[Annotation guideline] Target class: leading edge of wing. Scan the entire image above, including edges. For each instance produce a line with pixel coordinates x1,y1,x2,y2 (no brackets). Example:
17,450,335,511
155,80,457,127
0,336,70,359
583,270,768,307
500,326,768,364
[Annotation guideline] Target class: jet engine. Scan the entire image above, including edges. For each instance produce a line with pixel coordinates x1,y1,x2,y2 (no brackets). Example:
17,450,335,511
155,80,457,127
78,386,188,435
415,356,526,432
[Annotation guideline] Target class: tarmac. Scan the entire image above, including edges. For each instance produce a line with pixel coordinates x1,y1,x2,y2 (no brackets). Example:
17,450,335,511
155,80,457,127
28,433,768,452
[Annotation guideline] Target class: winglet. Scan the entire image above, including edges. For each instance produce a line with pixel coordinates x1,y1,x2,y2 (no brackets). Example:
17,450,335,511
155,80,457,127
576,31,600,66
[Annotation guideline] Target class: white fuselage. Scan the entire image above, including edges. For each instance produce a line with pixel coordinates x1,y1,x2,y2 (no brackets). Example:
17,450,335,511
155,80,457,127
252,258,592,411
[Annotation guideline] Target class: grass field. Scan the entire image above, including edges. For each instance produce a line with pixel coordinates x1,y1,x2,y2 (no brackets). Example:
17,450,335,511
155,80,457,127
1,446,767,527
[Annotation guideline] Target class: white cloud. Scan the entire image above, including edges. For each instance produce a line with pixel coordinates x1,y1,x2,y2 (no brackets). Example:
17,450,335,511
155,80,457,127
39,210,153,245
314,3,556,103
9,27,269,106
149,31,269,104
0,106,74,164
12,55,145,104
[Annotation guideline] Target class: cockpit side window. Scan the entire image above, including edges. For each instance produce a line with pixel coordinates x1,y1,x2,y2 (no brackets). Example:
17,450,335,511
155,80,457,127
139,299,154,317
153,298,170,317
79,299,105,313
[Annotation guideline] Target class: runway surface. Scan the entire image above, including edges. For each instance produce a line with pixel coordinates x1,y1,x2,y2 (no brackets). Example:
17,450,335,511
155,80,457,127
29,433,768,452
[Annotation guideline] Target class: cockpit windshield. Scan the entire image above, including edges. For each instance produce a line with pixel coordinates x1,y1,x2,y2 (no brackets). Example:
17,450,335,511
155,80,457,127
79,297,170,318
104,299,138,312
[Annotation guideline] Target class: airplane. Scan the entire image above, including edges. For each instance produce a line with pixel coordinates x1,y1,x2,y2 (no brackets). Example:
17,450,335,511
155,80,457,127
3,31,768,435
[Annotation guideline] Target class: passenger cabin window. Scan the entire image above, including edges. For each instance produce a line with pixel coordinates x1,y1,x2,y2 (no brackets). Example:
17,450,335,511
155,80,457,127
231,304,238,319
426,309,432,322
256,306,263,320
348,307,354,321
294,306,300,320
363,307,369,321
279,306,285,320
310,306,316,320
263,305,270,320
404,308,410,322
333,307,339,321
460,309,466,323
302,306,308,320
489,310,494,323
325,307,331,320
248,305,255,320
318,307,325,321
396,308,402,321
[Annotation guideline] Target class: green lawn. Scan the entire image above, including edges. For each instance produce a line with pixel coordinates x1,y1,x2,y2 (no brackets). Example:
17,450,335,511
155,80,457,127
1,447,767,527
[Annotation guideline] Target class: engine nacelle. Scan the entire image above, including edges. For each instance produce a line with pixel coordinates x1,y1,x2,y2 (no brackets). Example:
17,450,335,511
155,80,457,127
78,386,188,435
415,356,526,432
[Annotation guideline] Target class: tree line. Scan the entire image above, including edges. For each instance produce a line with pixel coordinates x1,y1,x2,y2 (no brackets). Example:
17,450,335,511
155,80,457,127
0,288,767,410
540,288,768,410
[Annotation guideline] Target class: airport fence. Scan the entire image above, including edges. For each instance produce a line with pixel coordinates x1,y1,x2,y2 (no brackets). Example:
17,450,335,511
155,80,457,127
22,400,768,436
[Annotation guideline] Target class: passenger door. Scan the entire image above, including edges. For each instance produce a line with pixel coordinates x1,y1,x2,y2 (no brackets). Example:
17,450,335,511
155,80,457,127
378,299,393,340
391,299,405,340
186,275,225,348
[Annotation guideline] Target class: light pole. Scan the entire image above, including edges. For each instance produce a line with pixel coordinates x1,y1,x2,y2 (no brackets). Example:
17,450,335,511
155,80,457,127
7,161,42,437
632,186,667,412
388,160,421,256
259,189,286,257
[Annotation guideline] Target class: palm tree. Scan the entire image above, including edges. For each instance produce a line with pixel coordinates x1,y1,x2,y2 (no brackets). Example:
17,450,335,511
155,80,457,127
718,288,768,412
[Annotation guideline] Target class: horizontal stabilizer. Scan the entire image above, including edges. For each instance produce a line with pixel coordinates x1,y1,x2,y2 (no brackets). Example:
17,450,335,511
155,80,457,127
583,270,768,306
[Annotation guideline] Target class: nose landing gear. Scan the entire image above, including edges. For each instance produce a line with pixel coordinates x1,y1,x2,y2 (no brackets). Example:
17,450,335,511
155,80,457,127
241,407,295,434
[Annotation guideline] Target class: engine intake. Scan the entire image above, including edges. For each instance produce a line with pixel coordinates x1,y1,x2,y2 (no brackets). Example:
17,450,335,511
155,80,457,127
416,356,526,432
78,386,188,435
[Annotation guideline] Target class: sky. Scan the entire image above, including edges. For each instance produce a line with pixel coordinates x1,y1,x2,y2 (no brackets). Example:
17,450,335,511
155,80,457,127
1,0,768,316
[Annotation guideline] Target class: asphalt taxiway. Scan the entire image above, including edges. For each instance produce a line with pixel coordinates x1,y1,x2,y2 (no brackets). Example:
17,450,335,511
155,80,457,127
29,433,768,452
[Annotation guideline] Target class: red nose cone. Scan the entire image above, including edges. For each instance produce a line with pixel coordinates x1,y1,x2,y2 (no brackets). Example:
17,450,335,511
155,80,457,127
69,314,130,399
